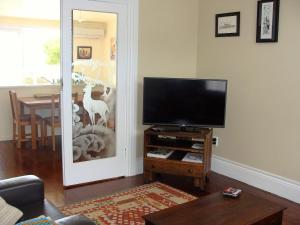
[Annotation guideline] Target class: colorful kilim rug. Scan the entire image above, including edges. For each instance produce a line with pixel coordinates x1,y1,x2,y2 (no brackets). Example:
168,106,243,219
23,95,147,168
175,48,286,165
61,182,197,225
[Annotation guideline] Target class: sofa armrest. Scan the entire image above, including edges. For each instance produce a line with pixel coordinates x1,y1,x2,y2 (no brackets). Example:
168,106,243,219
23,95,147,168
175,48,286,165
55,215,95,225
0,175,44,207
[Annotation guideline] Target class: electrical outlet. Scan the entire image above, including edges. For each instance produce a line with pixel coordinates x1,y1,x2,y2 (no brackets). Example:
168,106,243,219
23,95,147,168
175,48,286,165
212,136,219,147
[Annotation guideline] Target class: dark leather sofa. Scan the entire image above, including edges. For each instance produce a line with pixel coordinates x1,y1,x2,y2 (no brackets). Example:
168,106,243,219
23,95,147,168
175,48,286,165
0,175,95,225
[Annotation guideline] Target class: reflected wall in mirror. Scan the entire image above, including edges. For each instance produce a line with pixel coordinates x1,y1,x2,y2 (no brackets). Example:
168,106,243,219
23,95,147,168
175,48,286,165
71,10,117,163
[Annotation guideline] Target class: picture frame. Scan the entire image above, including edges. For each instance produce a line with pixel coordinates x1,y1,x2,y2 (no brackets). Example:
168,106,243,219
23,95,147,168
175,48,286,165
77,46,92,59
256,0,280,43
215,12,240,37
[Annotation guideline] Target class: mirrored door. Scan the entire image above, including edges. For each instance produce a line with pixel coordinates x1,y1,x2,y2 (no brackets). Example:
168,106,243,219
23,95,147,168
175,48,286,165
72,10,117,162
61,0,129,186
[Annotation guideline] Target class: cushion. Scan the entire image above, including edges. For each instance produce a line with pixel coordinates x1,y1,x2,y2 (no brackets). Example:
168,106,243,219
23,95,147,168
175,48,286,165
0,196,23,225
15,215,56,225
55,215,95,225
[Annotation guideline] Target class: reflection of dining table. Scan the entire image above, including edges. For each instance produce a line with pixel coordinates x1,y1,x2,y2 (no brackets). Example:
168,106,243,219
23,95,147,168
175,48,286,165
18,97,60,149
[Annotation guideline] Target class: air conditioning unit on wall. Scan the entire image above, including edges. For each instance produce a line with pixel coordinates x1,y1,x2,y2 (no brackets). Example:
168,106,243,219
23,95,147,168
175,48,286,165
73,27,105,39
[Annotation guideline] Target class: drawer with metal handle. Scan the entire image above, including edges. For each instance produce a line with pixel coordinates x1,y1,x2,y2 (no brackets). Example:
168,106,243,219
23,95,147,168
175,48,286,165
144,158,203,177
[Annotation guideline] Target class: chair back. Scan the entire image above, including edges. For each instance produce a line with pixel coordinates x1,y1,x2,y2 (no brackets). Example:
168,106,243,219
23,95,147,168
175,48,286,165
50,94,61,125
72,92,79,104
91,91,102,100
9,90,20,121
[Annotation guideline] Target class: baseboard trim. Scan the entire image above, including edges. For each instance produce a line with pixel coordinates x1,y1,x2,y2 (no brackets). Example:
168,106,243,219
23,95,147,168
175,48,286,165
212,155,300,204
135,155,300,203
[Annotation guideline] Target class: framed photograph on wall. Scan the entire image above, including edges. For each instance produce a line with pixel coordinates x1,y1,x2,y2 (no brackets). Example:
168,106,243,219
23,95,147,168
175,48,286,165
256,0,280,43
77,46,92,59
215,12,240,37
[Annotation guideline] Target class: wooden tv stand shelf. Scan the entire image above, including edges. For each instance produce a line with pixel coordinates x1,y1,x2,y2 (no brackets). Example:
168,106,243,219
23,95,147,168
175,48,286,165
143,126,213,189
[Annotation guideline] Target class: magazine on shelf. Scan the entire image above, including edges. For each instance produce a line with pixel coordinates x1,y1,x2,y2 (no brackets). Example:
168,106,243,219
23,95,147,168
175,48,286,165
147,149,174,159
182,153,203,163
157,135,176,140
191,143,204,149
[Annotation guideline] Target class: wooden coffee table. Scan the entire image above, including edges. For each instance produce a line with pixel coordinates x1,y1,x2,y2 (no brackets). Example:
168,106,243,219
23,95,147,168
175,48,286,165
143,192,286,225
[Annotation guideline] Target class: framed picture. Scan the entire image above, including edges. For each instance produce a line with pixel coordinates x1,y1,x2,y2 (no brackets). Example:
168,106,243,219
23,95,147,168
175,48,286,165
256,0,280,43
215,12,240,37
77,46,92,59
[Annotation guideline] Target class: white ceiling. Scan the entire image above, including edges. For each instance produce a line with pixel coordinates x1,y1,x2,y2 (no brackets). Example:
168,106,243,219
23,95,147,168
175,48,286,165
0,0,117,22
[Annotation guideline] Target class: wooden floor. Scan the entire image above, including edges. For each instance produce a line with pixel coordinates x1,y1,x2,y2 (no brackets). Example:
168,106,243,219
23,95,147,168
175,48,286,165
0,140,299,225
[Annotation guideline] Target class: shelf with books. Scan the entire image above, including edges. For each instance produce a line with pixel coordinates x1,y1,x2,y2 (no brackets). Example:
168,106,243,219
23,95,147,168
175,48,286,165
146,149,203,163
145,144,204,153
182,152,203,164
144,126,213,190
146,149,174,159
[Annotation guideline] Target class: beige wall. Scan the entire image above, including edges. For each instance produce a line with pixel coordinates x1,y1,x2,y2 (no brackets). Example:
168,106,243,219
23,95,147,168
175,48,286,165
138,0,200,76
137,0,200,157
197,0,300,181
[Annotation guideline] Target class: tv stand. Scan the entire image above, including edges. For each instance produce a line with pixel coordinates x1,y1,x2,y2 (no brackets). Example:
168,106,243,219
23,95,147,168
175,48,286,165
144,126,213,190
179,126,204,132
151,126,203,133
151,126,178,132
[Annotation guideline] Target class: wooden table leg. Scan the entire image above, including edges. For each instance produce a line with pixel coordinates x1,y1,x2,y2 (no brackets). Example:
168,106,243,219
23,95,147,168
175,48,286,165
30,107,37,150
194,177,205,190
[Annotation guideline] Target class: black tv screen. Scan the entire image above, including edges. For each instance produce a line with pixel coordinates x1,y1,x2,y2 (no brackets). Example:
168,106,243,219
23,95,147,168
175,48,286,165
143,77,227,128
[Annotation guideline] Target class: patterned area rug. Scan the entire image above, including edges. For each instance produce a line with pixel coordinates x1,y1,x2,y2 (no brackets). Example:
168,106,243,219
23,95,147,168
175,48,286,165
61,182,197,225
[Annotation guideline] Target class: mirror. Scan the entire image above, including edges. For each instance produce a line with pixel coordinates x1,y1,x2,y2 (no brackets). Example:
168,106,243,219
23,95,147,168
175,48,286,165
71,10,117,163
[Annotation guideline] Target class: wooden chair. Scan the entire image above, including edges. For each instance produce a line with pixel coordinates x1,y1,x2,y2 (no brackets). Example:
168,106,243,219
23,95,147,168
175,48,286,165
91,91,102,100
9,90,44,149
72,92,79,105
44,94,61,151
72,92,81,120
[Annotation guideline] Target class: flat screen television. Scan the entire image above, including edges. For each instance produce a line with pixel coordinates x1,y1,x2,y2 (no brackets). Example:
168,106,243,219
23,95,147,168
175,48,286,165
143,77,227,128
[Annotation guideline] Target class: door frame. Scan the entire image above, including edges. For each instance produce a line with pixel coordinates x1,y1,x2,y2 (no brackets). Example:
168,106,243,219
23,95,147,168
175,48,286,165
60,0,139,186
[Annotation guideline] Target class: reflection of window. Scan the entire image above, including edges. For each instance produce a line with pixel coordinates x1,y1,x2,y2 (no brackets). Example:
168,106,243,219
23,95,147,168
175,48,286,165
0,27,60,86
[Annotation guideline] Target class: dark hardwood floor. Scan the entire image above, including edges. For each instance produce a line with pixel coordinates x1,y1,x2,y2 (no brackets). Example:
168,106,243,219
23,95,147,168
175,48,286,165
0,140,299,225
